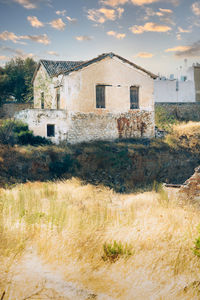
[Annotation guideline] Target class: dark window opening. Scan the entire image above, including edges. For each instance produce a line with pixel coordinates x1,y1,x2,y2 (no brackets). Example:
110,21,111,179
41,92,44,109
130,86,139,109
47,124,55,137
96,85,105,108
56,88,60,109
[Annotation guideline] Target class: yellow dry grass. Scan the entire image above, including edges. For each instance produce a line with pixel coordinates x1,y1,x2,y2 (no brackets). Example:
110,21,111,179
1,178,200,299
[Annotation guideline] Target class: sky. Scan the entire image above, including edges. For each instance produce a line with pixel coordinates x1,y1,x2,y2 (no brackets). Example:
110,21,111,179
0,0,200,77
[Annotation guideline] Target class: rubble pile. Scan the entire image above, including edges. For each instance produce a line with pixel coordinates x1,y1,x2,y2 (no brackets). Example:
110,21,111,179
179,166,200,202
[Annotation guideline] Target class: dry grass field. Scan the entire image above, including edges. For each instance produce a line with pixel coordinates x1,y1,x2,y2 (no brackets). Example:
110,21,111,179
1,178,200,299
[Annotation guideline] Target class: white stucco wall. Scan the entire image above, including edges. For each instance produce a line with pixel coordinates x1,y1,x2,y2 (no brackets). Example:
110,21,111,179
154,79,195,103
64,56,154,113
15,109,69,143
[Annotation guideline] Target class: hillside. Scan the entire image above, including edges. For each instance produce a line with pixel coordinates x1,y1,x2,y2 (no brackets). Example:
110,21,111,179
0,122,200,192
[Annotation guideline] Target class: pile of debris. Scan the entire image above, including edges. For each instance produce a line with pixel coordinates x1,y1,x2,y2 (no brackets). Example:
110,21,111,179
179,166,200,202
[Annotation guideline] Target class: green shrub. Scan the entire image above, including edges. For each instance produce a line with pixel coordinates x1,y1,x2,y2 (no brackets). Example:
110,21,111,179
193,232,200,257
102,240,133,262
0,119,50,146
155,106,177,131
49,154,76,177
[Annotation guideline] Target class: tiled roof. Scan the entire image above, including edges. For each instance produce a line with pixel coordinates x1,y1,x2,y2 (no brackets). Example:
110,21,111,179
40,60,83,77
32,52,157,82
63,52,157,79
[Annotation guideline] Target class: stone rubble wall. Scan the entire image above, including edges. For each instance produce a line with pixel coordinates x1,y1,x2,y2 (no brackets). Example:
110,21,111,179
179,166,200,202
155,102,200,122
14,109,155,144
66,110,155,144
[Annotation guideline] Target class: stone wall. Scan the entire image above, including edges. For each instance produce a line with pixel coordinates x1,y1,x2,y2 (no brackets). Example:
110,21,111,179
66,111,154,144
15,109,155,144
0,102,32,119
155,102,200,121
179,166,200,202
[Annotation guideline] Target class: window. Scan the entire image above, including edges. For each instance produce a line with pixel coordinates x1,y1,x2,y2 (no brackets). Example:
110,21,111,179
96,85,105,108
47,124,55,137
56,88,60,109
130,86,139,109
41,92,44,109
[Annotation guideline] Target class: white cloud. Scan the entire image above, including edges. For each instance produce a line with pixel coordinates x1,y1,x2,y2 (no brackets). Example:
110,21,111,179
0,31,21,43
0,45,35,59
27,34,50,44
13,0,37,9
107,30,126,39
66,16,77,24
56,10,67,16
134,52,153,58
191,2,200,15
130,22,172,34
178,26,191,33
165,45,191,52
0,55,8,60
100,0,178,6
75,35,93,41
50,18,66,30
87,7,124,23
47,51,59,56
27,16,44,27
0,31,50,45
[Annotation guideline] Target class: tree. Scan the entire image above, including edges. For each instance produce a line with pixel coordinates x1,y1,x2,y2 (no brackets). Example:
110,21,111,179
0,66,10,106
2,57,37,103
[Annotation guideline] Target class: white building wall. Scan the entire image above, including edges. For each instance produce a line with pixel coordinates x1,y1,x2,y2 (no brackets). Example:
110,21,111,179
154,79,195,103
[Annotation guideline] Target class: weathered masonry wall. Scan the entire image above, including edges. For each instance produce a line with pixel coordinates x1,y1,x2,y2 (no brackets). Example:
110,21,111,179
15,109,69,144
0,102,32,119
15,109,155,144
66,111,154,144
155,102,200,121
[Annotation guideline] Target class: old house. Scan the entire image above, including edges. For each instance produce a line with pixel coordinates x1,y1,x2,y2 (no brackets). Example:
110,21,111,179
15,52,156,144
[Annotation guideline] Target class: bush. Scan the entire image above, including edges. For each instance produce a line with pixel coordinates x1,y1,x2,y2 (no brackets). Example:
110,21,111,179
49,154,76,177
155,106,177,131
0,119,50,146
102,240,133,262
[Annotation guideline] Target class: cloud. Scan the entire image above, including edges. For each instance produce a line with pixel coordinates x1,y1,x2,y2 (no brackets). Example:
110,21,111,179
100,0,179,6
0,45,34,59
107,30,126,39
75,35,93,41
13,0,37,9
0,31,21,43
166,40,200,57
134,52,153,58
143,7,174,24
87,7,124,23
66,16,77,24
47,51,59,56
50,18,66,30
26,34,50,44
178,26,191,33
191,2,200,15
56,10,67,16
0,55,8,60
0,31,50,45
47,51,60,56
27,16,44,27
129,22,171,34
165,45,191,52
176,26,191,41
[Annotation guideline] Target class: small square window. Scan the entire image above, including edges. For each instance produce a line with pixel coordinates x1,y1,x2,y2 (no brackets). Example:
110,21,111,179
47,124,55,137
